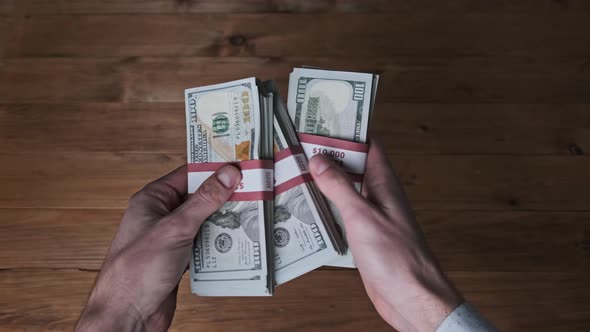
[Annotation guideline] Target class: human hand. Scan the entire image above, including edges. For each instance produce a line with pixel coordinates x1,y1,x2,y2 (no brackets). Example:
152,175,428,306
76,165,241,332
309,141,463,332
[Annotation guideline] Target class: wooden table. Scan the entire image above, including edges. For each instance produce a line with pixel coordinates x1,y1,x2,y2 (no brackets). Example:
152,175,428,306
1,1,589,331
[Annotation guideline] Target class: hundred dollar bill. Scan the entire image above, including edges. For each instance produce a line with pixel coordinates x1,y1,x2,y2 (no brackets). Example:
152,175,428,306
287,68,378,268
272,116,340,285
185,78,272,296
288,67,374,143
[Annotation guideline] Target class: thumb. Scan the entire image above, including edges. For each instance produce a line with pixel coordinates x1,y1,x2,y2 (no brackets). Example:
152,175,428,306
162,165,242,242
309,155,369,222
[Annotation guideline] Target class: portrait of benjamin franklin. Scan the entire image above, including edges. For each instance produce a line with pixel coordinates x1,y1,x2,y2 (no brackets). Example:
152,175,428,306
274,187,314,225
206,201,260,243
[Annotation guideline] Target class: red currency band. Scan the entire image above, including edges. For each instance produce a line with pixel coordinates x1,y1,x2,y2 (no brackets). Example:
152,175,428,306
297,133,369,153
228,191,274,202
188,159,273,172
274,174,313,195
274,146,305,162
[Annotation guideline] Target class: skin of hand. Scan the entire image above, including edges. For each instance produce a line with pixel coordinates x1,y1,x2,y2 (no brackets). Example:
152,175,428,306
76,165,242,332
309,140,464,332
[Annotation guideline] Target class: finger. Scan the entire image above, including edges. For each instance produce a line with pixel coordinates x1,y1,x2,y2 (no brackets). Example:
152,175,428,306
309,154,371,224
128,165,188,215
363,138,413,219
111,165,190,256
153,164,188,195
161,165,242,243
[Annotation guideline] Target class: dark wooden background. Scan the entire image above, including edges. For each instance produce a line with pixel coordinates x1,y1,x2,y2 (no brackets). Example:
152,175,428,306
1,1,590,331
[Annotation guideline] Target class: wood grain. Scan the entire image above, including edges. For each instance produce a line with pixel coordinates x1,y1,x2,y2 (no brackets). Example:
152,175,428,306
0,17,12,58
120,57,590,104
0,270,587,331
2,57,590,103
1,103,589,155
0,0,13,15
18,0,590,14
2,1,590,330
1,151,589,211
11,14,590,58
0,209,588,272
420,211,590,273
0,58,123,102
0,209,120,270
0,152,182,209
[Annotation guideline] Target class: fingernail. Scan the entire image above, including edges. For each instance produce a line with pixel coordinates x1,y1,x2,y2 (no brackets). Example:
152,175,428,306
310,155,330,175
216,165,241,188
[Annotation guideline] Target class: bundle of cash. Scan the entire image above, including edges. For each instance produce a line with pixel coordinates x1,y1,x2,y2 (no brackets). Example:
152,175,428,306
287,68,379,267
185,78,274,296
184,69,376,295
259,81,346,285
185,77,350,296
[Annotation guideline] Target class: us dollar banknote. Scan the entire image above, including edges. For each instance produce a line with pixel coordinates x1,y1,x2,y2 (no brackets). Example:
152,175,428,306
287,68,378,268
185,78,271,296
272,116,340,285
288,68,375,143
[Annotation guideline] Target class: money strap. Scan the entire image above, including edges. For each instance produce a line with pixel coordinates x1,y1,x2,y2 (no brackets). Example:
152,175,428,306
274,146,313,195
297,133,368,184
188,160,274,201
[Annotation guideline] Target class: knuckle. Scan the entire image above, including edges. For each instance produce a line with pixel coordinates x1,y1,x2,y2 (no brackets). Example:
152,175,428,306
128,188,148,207
128,182,169,207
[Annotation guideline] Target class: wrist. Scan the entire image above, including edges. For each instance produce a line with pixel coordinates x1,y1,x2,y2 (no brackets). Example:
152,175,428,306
397,270,463,332
371,261,463,332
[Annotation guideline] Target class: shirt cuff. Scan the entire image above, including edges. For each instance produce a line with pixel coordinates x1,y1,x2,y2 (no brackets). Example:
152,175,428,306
435,302,498,332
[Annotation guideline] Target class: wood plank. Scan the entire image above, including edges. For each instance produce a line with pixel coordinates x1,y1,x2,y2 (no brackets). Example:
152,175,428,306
2,57,590,103
0,270,587,331
0,209,119,270
0,270,388,331
1,103,589,155
453,272,590,331
0,58,123,102
1,152,589,210
0,208,587,272
0,17,12,58
19,0,590,14
421,211,590,273
121,57,590,104
0,103,184,153
0,0,14,15
396,155,590,211
11,14,590,58
0,152,182,209
375,103,590,156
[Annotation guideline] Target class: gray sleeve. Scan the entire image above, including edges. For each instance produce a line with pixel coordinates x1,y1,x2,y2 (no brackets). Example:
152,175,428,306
435,303,498,332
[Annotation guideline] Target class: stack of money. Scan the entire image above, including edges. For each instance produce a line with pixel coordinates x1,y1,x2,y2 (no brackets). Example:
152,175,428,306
185,78,275,296
259,81,346,285
287,68,379,267
184,69,378,296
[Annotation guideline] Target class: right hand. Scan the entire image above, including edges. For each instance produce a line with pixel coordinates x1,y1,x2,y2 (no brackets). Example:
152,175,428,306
309,140,463,332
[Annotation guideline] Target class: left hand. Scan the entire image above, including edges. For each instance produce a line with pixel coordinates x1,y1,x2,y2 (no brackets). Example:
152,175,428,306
76,165,241,331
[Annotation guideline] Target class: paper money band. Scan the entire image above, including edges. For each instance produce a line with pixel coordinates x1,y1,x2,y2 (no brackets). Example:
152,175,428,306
297,133,368,183
274,146,314,195
188,160,274,201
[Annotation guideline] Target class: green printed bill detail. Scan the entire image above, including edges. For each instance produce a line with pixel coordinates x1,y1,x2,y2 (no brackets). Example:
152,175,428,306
185,78,271,295
288,68,374,143
287,68,378,268
185,78,259,163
